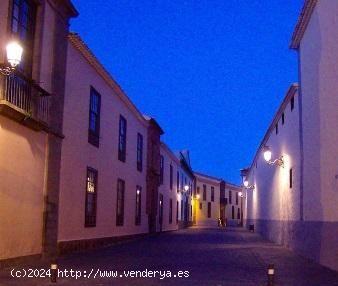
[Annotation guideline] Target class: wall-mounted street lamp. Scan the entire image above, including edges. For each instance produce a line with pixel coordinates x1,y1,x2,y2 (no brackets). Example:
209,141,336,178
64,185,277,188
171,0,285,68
240,168,255,190
184,185,189,192
238,191,245,198
195,194,200,200
0,41,23,76
263,146,284,167
243,179,255,190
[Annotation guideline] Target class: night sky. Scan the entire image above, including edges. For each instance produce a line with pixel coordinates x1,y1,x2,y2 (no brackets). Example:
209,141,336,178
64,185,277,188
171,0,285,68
70,0,303,184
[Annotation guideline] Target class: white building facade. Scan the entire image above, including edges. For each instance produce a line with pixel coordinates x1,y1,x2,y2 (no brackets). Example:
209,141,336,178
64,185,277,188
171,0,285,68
58,34,151,252
245,0,338,272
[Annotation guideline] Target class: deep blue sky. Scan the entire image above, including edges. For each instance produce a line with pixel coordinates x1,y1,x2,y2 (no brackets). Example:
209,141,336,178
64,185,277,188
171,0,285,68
70,0,303,184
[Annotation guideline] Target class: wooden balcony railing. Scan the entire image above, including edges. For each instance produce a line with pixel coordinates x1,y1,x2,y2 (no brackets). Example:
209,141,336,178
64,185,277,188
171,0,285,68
0,71,50,130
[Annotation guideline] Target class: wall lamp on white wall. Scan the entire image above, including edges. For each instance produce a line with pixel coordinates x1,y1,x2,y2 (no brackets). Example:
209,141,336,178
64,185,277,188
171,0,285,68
1,41,23,76
238,191,246,198
263,146,284,168
240,168,255,190
243,179,255,190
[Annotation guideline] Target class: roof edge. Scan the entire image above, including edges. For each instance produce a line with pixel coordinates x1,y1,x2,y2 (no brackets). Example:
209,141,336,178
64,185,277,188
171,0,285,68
290,0,317,49
248,83,299,173
161,142,180,164
68,33,148,127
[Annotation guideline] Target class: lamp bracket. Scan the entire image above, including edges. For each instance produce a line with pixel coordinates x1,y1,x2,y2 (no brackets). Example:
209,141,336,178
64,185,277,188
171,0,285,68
0,65,15,76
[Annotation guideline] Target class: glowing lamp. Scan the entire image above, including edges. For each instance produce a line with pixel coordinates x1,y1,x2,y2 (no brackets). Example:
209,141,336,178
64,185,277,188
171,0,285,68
6,41,23,68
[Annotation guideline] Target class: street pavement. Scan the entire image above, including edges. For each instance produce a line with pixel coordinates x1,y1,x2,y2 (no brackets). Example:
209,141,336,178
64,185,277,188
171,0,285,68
1,227,338,285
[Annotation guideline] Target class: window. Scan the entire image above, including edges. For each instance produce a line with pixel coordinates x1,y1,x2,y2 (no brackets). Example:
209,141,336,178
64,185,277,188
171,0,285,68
275,123,278,135
203,185,206,201
229,191,232,204
199,202,202,210
88,87,101,147
232,205,235,219
211,187,215,202
176,171,179,191
169,199,173,224
237,208,240,219
137,133,143,172
135,186,141,225
118,116,127,162
176,201,179,223
160,156,164,184
159,194,163,224
169,165,173,190
207,202,211,218
181,173,184,190
291,96,295,111
11,0,37,76
282,113,285,125
236,192,238,205
289,168,293,189
116,179,125,226
85,167,98,227
181,200,183,220
197,186,200,194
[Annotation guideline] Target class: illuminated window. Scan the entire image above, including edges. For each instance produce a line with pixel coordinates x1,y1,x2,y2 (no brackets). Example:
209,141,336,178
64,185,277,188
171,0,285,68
135,186,141,225
85,167,98,227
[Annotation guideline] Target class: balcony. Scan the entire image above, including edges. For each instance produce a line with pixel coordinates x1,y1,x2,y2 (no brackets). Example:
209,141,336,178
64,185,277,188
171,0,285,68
0,72,50,131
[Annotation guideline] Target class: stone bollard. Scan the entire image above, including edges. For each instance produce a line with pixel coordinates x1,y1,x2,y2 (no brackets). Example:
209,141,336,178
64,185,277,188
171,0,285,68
267,264,275,286
51,262,58,283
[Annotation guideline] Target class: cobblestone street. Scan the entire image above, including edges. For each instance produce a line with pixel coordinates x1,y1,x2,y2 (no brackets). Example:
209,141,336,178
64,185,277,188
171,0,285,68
1,227,338,286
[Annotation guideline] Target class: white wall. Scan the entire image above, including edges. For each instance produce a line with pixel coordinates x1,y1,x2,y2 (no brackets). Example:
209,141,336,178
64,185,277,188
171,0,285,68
247,89,301,225
298,0,338,270
300,0,338,222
